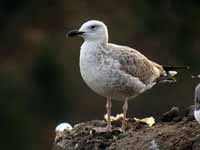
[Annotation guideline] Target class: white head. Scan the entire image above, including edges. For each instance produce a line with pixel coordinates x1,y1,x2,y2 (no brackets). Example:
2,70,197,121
67,20,108,43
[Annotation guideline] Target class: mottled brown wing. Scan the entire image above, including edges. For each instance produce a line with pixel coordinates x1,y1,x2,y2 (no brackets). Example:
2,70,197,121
150,61,166,75
108,44,162,84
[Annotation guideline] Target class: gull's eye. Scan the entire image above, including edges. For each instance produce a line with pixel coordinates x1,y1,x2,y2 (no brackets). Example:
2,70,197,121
90,25,97,29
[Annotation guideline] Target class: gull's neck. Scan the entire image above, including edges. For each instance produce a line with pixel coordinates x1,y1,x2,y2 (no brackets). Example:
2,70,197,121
82,39,108,48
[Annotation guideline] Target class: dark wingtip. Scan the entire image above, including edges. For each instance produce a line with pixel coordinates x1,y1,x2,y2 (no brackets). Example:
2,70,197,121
163,65,190,71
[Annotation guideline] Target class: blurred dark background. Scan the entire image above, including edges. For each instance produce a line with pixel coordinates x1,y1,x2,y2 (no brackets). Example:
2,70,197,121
0,0,200,149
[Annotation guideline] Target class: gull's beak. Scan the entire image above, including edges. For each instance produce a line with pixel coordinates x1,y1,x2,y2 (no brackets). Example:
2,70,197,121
66,29,85,38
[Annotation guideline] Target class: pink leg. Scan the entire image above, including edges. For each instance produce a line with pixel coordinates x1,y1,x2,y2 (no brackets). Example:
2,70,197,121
106,97,112,131
122,98,128,132
93,97,112,132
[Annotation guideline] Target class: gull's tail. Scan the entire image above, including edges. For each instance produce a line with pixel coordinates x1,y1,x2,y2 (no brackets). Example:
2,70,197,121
157,65,190,83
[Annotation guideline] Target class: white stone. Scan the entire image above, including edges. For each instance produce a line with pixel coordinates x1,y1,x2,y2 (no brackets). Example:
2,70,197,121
55,123,73,133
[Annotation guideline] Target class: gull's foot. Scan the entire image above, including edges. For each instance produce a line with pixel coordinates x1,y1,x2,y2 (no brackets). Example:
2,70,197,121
93,125,112,133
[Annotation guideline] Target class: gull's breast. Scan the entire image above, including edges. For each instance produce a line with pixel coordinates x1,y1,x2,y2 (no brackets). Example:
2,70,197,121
79,43,119,98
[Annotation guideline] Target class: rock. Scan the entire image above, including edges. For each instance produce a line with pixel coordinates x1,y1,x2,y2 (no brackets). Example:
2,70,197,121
161,106,180,122
53,106,200,150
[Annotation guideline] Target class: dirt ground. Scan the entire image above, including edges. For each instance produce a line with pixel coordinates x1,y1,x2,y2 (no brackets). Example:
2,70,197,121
53,106,200,150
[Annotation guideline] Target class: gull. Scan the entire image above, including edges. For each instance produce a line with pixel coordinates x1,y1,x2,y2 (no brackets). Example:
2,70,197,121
194,83,200,124
66,20,188,132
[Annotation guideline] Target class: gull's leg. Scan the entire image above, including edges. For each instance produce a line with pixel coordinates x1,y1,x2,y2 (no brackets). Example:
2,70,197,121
93,97,112,132
106,97,112,131
122,98,128,132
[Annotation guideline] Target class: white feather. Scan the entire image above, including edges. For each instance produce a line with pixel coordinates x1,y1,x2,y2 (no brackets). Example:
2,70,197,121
168,71,177,77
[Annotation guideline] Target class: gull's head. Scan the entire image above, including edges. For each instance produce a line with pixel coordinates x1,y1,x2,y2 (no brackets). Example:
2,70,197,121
195,83,200,110
67,20,108,43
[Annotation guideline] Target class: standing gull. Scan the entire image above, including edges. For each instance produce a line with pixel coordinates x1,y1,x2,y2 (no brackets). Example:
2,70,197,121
66,20,187,132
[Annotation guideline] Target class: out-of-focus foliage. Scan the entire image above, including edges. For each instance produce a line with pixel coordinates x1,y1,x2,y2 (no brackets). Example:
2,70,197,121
0,0,200,149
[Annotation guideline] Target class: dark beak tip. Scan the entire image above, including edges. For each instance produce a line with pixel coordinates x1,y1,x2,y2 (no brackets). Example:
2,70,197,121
66,30,76,38
66,30,84,38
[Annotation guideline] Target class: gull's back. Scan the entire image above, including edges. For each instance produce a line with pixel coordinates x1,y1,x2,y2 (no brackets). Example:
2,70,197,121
107,43,165,84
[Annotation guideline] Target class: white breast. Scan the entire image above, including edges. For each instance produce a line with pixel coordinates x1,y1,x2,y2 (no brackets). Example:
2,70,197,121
79,42,119,97
194,109,200,124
